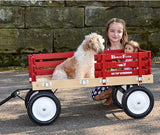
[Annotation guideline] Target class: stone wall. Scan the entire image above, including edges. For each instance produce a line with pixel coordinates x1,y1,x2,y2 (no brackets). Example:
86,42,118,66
0,0,160,67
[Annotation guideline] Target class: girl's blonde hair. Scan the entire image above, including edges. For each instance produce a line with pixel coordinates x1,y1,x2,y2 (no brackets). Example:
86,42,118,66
124,40,140,52
105,18,128,49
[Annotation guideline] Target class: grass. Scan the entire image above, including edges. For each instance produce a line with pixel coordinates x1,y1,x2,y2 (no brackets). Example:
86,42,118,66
0,67,28,72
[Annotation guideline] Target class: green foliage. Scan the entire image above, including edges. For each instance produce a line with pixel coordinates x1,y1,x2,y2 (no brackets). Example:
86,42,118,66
0,53,27,67
0,46,50,67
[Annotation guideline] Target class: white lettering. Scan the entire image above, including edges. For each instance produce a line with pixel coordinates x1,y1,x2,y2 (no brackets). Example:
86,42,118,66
118,63,126,67
111,72,119,75
111,55,132,59
111,71,132,76
120,72,132,75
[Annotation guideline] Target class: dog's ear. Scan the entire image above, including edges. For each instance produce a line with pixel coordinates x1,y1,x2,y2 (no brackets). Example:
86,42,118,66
90,42,98,52
88,39,96,48
92,43,97,50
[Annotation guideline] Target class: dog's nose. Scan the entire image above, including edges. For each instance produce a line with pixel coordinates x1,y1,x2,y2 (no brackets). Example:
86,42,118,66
98,49,103,54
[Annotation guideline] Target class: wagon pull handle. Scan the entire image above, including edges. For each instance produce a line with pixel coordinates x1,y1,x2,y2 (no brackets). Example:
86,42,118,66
0,90,20,106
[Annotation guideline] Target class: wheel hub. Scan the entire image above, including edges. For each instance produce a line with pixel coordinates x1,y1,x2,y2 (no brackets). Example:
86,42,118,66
32,97,57,121
127,91,150,114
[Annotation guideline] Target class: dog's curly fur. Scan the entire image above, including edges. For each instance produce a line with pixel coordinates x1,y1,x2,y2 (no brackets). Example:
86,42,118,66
52,33,105,80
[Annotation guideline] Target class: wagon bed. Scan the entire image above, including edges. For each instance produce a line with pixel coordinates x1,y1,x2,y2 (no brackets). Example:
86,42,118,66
28,49,153,90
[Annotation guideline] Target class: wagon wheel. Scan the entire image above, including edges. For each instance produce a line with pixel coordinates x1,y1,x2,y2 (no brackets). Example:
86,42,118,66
25,89,39,108
27,91,61,125
112,85,138,109
112,86,126,109
122,86,154,119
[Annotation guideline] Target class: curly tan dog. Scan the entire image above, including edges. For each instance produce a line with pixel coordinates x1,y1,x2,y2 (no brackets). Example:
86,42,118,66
52,33,105,80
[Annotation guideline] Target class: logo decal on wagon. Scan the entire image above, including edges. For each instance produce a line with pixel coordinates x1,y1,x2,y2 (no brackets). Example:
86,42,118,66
111,54,132,59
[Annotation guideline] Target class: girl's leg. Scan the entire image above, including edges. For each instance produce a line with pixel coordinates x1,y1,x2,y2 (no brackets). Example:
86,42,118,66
92,86,113,105
103,87,113,105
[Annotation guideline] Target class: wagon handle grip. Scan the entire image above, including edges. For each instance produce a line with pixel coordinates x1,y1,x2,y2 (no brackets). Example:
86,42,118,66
0,95,13,106
0,90,20,106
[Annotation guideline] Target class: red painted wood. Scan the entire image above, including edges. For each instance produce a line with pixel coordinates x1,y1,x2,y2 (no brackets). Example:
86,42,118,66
94,49,152,79
28,50,152,83
33,52,74,59
28,52,74,83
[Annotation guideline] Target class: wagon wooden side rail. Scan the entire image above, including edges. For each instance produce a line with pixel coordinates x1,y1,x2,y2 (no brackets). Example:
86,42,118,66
28,49,153,91
28,51,74,83
94,49,153,84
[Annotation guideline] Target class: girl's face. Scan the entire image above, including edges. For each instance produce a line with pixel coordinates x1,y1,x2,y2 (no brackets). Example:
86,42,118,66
108,22,123,44
124,44,134,53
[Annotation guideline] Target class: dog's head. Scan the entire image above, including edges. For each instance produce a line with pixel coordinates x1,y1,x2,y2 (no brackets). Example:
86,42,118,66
83,33,105,54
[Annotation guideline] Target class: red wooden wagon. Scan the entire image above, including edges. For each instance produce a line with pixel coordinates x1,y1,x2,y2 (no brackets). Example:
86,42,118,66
0,49,154,125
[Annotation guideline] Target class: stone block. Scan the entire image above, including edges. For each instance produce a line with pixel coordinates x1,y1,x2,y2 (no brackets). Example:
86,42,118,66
128,34,145,45
85,7,158,27
0,6,24,28
0,1,30,6
128,28,160,48
26,7,84,28
129,1,160,8
128,27,160,56
0,29,53,53
54,27,105,52
149,33,160,47
66,0,128,7
0,0,64,7
30,0,64,7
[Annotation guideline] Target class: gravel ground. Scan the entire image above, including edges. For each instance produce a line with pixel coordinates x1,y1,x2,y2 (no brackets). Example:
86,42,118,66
0,65,159,135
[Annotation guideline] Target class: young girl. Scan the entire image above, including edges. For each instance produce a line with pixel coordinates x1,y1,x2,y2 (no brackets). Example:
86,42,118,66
124,40,140,70
92,18,128,105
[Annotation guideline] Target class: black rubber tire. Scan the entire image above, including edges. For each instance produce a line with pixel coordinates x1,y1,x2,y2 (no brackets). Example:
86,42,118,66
27,91,61,125
112,85,138,109
112,86,126,109
122,86,154,119
25,89,39,108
